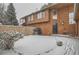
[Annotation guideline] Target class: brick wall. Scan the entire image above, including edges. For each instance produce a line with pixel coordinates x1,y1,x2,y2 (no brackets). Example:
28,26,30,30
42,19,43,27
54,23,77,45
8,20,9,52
58,4,75,36
26,9,52,35
21,4,78,36
75,21,79,36
0,25,36,36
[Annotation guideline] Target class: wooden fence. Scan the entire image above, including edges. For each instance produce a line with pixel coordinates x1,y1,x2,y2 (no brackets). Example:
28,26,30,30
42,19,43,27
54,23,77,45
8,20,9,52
0,25,36,36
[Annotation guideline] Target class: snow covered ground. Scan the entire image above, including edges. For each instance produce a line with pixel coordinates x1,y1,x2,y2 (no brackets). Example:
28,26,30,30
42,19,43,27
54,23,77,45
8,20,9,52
0,35,79,55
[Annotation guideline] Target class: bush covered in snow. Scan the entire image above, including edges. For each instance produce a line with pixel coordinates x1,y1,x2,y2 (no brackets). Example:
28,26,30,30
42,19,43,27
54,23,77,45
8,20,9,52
6,32,24,41
0,32,24,50
56,41,63,46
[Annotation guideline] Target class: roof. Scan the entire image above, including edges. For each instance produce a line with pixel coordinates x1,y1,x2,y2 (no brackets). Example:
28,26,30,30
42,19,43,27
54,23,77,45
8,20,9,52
20,3,74,19
20,3,58,19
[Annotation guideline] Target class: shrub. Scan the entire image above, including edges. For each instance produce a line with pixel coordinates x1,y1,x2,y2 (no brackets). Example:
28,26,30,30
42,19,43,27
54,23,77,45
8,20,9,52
0,32,24,49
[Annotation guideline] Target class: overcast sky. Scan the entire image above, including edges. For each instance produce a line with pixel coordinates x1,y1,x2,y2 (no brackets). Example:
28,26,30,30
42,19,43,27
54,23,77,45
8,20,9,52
13,3,44,21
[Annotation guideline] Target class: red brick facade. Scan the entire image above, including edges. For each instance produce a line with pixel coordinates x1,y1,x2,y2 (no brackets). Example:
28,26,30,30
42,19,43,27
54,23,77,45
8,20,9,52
21,3,79,36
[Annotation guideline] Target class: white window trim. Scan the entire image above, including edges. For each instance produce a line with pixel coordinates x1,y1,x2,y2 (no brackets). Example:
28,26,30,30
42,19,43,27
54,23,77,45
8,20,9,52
28,16,31,22
69,12,76,24
30,15,34,21
37,11,45,19
20,19,25,25
27,15,34,22
53,15,57,20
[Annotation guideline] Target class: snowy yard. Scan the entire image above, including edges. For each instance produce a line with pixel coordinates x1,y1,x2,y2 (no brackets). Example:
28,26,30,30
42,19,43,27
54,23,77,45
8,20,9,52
0,35,79,55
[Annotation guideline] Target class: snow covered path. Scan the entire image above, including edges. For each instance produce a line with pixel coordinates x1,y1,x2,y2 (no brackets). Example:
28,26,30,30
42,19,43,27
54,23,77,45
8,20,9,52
0,35,79,55
14,35,57,55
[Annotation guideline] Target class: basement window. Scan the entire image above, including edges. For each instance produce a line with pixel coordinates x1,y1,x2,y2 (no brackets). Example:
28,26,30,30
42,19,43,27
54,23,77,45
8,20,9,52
69,12,76,24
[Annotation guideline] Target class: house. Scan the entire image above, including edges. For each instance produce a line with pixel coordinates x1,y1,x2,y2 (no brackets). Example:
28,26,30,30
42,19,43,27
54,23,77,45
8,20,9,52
20,3,79,36
19,18,25,26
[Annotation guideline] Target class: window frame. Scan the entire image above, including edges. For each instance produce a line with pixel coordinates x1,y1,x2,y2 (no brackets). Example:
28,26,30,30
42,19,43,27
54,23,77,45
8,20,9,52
69,12,76,24
36,11,45,19
30,15,34,21
27,15,34,22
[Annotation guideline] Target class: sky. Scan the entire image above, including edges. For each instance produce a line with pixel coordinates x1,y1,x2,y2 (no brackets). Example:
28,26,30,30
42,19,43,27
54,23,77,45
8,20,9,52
13,3,44,22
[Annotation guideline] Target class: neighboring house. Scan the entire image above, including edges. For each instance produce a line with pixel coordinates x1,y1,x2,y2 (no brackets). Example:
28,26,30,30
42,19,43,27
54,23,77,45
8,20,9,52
20,3,79,36
19,18,25,26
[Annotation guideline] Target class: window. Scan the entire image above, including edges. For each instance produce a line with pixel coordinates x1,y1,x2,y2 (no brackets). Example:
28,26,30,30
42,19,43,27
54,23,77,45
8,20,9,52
52,10,57,20
28,16,31,22
53,15,57,25
53,10,57,15
69,12,76,24
53,10,58,25
30,15,34,21
27,15,34,22
20,19,25,25
37,12,42,19
53,15,57,20
42,11,45,18
37,11,45,19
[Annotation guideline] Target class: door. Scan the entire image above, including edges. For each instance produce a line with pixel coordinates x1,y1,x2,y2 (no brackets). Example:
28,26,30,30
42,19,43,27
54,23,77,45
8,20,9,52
52,10,58,34
53,19,58,34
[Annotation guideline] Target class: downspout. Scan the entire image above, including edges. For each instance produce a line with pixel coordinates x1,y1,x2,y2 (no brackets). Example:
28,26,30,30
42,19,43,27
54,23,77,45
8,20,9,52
74,3,76,20
74,3,77,36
